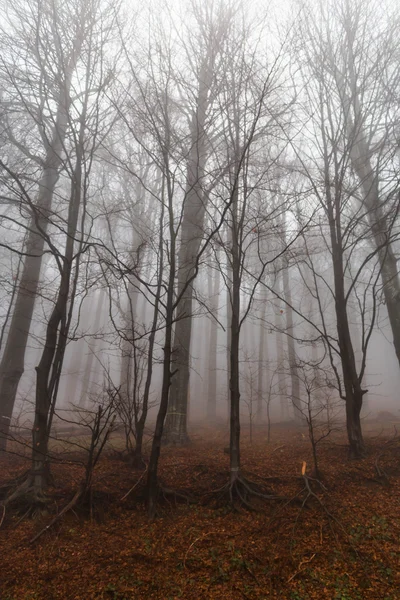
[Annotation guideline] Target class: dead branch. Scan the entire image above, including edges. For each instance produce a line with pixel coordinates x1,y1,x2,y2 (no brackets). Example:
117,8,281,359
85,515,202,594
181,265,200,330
121,467,148,501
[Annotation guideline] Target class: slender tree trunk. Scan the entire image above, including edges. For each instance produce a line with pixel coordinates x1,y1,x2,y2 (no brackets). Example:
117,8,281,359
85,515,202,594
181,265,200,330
146,172,175,515
256,288,268,422
226,229,233,421
229,207,241,484
281,248,302,422
328,209,365,457
134,229,164,468
33,183,83,490
120,280,141,398
337,59,400,369
0,59,78,450
207,261,220,421
79,290,106,406
352,149,400,368
274,289,288,420
30,96,88,491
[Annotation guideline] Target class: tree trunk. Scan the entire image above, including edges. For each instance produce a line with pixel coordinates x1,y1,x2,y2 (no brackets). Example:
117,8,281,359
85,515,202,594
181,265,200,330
79,290,106,406
274,291,289,420
164,57,212,445
146,178,175,514
0,57,78,451
337,57,400,369
281,251,302,423
226,228,233,420
328,204,366,457
30,106,86,491
207,260,220,421
256,288,268,422
229,209,241,484
134,230,163,467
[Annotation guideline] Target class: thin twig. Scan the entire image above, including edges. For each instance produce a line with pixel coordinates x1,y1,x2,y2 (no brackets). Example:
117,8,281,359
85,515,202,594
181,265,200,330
121,467,148,501
0,504,5,528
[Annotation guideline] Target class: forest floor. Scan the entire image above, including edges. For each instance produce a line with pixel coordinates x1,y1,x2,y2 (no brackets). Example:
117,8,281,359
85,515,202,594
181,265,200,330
0,423,400,600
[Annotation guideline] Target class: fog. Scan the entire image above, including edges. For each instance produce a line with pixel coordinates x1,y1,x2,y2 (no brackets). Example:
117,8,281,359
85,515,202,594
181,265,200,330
1,0,400,465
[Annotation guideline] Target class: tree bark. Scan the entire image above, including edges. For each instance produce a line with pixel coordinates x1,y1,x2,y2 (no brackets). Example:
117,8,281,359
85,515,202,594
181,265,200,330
229,196,241,484
335,38,400,370
328,196,366,457
164,55,213,445
32,138,84,491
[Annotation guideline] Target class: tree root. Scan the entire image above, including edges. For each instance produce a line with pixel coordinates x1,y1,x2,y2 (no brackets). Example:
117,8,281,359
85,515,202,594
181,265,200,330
207,473,281,511
374,453,390,485
29,485,84,543
3,474,52,518
287,467,360,559
146,481,197,519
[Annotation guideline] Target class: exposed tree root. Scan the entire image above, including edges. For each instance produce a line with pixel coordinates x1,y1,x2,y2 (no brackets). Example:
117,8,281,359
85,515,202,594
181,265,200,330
2,473,52,518
28,483,114,543
286,464,361,560
207,472,281,511
29,485,84,543
146,481,197,519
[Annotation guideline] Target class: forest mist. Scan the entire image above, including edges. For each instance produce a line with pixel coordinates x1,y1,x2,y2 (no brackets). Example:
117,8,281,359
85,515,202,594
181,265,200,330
1,0,400,513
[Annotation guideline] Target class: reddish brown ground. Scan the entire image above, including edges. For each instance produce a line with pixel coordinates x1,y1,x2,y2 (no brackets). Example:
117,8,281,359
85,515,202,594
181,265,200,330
1,425,400,600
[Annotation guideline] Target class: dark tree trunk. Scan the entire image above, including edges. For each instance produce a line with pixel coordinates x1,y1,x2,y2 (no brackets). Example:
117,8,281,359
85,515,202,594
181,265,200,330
164,55,213,446
29,114,85,492
328,202,366,458
229,208,241,484
0,51,79,451
146,265,175,516
133,237,163,468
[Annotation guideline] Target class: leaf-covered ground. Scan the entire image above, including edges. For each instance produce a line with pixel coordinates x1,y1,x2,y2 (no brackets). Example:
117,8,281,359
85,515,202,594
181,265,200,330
1,424,400,600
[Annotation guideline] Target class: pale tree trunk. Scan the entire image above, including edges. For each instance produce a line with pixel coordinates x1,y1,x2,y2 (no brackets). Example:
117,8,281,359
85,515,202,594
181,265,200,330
274,276,289,420
120,279,141,399
64,302,90,406
256,288,268,422
0,54,80,451
336,47,400,369
79,290,106,406
281,248,302,422
351,145,400,368
207,258,221,421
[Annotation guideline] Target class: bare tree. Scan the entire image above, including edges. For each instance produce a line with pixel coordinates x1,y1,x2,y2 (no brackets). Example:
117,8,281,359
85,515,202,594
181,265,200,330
0,0,90,448
3,0,119,502
164,1,235,445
